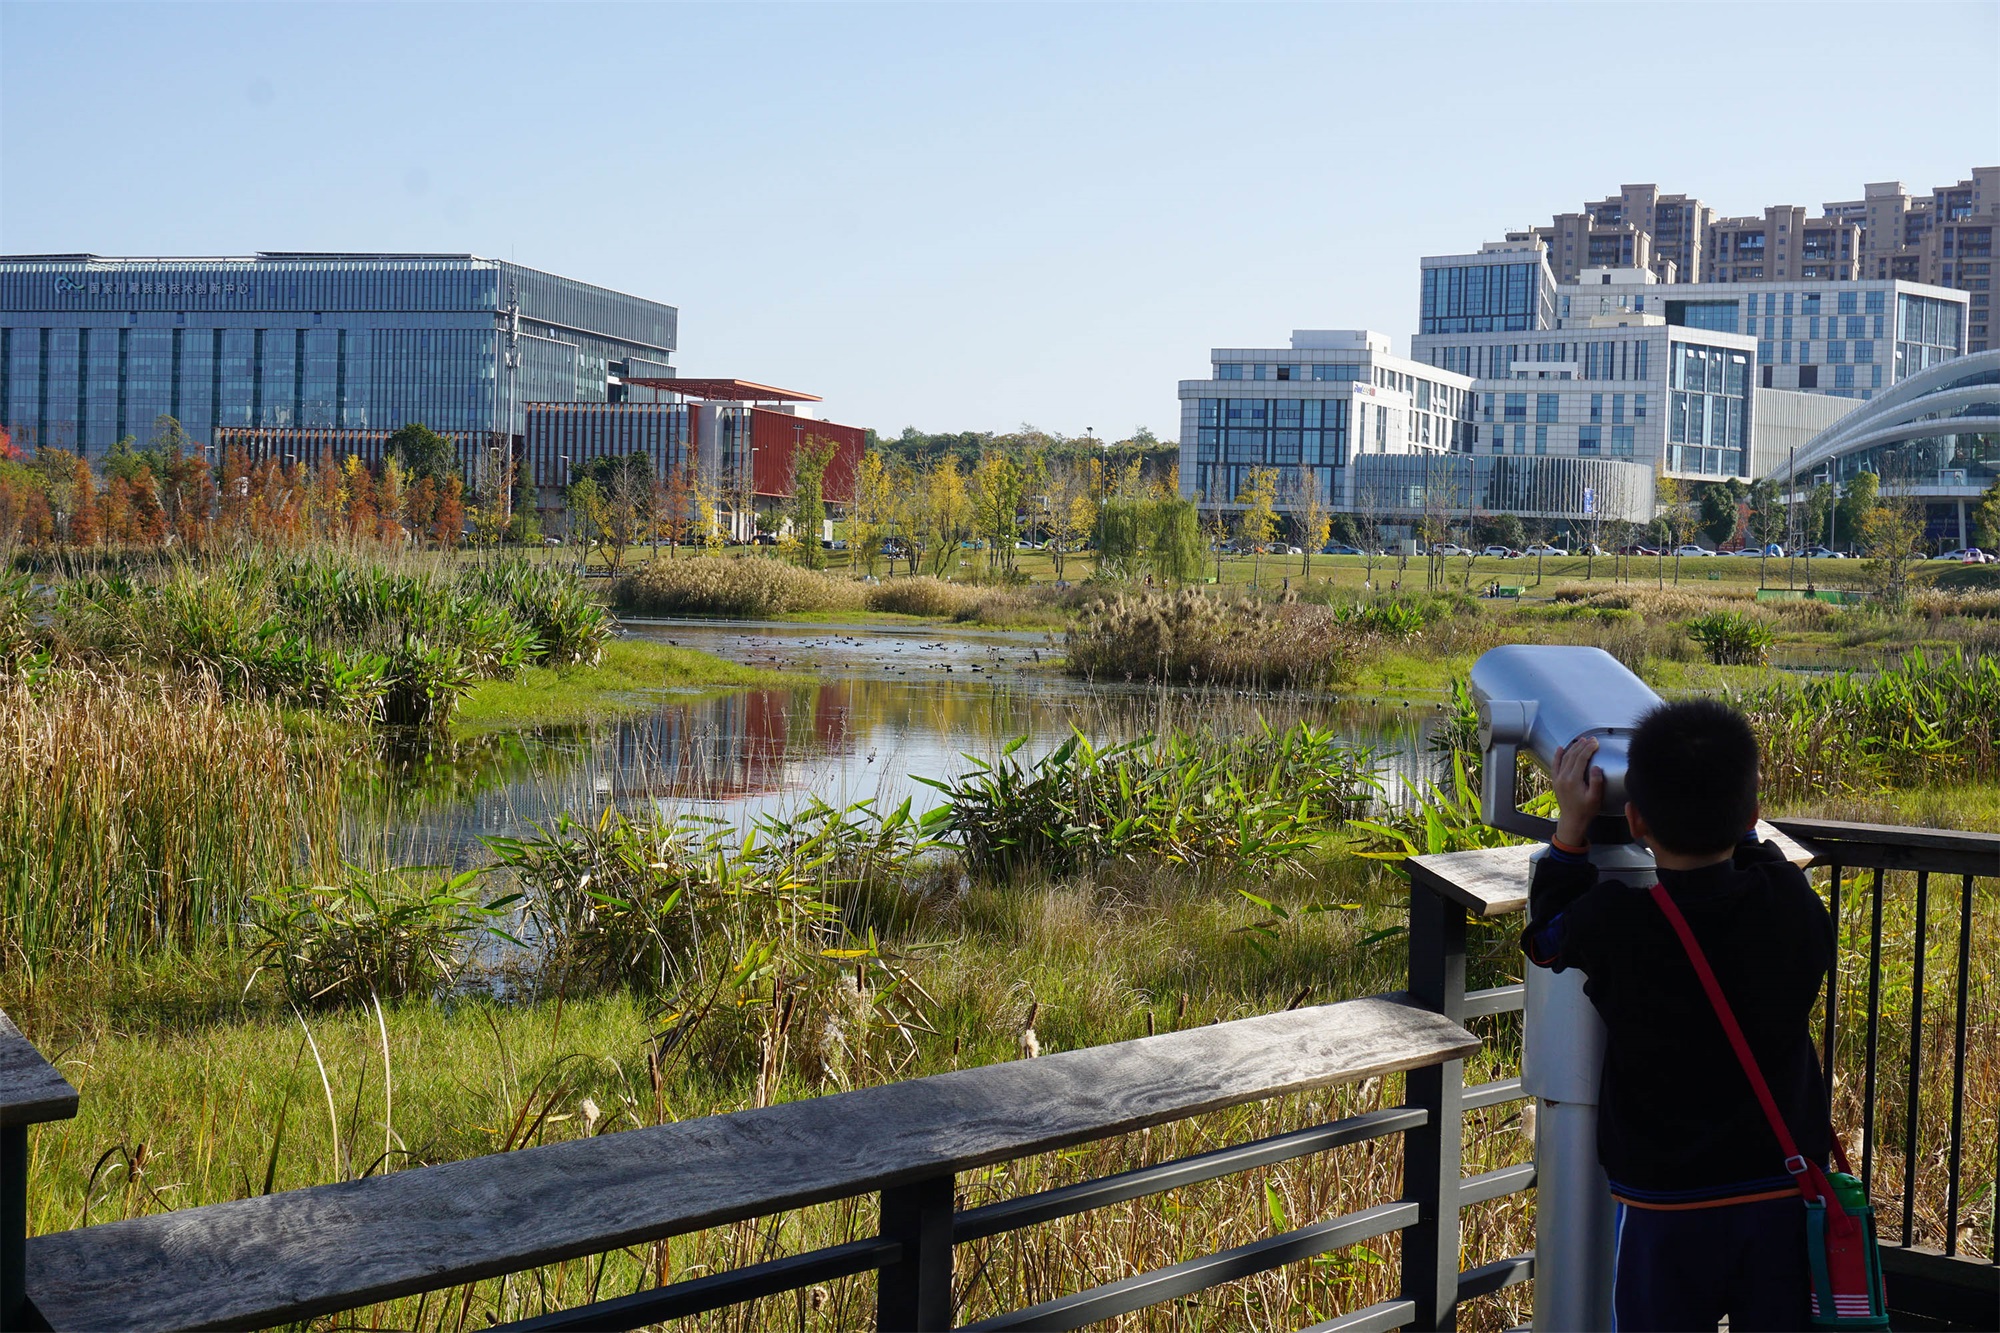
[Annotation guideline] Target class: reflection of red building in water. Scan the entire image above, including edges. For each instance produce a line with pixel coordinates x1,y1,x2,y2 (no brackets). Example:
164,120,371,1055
605,684,855,802
524,379,866,542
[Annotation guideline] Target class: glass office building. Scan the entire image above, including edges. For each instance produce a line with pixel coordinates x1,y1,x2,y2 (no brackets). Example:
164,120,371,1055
0,254,677,455
1419,242,1559,340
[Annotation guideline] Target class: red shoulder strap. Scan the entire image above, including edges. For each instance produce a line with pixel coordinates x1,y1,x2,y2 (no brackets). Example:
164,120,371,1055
1647,883,1838,1199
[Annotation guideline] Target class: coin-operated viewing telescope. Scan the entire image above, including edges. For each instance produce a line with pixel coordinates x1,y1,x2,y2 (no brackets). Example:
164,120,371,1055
1469,645,1663,1333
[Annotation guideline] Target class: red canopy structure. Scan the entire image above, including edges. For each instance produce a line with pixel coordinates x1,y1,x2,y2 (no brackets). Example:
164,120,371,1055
622,378,821,403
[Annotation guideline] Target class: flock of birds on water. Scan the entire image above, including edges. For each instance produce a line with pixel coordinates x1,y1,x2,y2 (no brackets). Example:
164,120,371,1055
659,632,1045,679
650,627,1449,709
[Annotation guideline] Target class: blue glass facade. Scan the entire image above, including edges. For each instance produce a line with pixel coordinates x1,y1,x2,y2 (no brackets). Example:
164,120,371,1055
1420,259,1557,335
0,254,676,454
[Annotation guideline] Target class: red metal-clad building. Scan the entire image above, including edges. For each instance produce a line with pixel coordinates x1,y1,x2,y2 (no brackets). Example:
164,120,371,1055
523,377,867,538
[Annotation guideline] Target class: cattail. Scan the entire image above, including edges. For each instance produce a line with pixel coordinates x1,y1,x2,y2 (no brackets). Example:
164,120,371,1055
1519,1101,1538,1142
579,1097,601,1135
1018,1027,1041,1059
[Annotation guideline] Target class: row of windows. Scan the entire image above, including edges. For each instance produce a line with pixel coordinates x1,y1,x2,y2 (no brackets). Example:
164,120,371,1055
1739,289,1890,318
1486,423,1639,458
1420,338,1653,383
1189,464,1341,506
1207,366,1473,419
523,404,691,489
1420,262,1553,335
1490,392,1651,424
1215,363,1367,382
2,261,678,355
0,323,587,451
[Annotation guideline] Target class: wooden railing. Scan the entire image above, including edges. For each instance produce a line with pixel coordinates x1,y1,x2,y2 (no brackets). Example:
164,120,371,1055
5,991,1494,1331
10,817,1981,1330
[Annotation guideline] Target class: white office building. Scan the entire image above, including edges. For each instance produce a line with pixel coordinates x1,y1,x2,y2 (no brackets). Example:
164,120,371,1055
1550,268,1968,398
1177,330,1477,510
1177,330,1655,526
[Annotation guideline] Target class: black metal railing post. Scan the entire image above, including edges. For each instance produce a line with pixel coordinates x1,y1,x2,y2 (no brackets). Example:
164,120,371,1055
1403,882,1468,1333
1,1125,28,1332
877,1172,954,1331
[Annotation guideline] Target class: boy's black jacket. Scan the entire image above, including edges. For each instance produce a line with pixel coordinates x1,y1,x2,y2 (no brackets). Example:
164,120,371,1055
1521,837,1835,1192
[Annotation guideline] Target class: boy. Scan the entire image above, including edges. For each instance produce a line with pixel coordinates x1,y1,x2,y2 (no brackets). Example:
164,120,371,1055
1521,698,1835,1332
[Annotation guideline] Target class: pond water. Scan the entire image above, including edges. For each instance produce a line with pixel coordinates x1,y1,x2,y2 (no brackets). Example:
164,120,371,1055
350,620,1461,867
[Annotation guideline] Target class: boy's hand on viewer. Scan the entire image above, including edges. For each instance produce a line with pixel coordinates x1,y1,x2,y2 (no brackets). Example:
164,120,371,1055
1552,736,1605,850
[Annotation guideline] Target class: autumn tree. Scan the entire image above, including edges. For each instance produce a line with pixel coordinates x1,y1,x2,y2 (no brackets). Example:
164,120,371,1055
214,445,254,545
1041,457,1095,584
341,456,378,540
32,448,87,546
849,449,894,575
920,456,972,576
790,438,840,571
431,477,467,548
1235,466,1279,586
970,452,1024,576
1282,465,1333,579
377,457,409,543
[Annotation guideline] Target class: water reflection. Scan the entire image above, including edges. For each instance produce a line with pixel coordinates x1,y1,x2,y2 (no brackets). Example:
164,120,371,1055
351,622,1455,867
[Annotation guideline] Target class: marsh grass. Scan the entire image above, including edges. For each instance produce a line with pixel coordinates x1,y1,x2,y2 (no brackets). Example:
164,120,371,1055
20,849,1541,1331
14,765,1990,1330
615,558,1075,628
1066,589,1363,687
0,670,342,969
13,586,2000,1328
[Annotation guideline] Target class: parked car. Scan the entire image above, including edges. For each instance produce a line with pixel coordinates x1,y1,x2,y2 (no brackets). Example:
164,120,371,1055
1322,543,1363,556
1523,543,1568,557
821,539,849,551
752,532,778,546
1935,548,1990,563
1672,544,1714,558
1616,543,1661,556
1480,545,1516,558
1429,543,1468,557
1284,546,1304,556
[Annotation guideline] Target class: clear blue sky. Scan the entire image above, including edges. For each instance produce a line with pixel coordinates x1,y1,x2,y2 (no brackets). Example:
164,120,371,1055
4,2,1996,440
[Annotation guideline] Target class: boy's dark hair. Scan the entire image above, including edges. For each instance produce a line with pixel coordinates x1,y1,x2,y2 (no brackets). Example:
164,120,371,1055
1625,699,1760,855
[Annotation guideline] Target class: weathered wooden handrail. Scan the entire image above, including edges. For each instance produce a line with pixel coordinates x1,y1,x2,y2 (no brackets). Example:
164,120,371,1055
19,995,1477,1331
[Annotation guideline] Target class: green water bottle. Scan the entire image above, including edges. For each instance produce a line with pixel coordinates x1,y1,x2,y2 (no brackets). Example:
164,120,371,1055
1826,1171,1868,1213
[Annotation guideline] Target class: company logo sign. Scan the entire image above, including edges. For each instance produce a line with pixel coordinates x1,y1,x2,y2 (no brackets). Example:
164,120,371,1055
55,276,260,298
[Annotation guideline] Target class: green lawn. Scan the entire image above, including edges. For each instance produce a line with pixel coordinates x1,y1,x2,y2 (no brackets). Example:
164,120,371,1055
454,637,805,730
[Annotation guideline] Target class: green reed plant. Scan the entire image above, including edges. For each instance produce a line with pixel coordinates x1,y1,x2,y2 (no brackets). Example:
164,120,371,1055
31,551,610,729
249,866,520,1009
919,721,1378,880
1742,649,2000,800
1685,609,1776,665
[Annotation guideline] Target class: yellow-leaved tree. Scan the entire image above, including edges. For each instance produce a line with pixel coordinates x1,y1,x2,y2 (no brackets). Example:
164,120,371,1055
1236,466,1279,585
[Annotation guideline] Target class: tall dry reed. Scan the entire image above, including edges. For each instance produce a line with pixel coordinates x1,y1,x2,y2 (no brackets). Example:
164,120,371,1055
0,671,342,968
